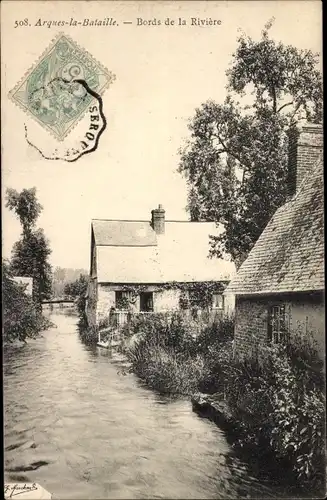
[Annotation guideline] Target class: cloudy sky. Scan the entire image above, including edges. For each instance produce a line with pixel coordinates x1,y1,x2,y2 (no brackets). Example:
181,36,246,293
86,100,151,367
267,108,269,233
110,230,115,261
2,0,322,270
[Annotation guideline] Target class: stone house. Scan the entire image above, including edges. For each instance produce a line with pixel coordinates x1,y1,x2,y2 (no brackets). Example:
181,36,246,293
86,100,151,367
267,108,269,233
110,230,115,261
226,123,324,357
85,205,236,328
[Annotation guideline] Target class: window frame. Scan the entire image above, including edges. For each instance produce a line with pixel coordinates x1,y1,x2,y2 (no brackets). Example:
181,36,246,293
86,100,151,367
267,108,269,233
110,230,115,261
115,291,123,309
268,303,288,344
115,291,131,310
212,292,224,310
139,291,154,312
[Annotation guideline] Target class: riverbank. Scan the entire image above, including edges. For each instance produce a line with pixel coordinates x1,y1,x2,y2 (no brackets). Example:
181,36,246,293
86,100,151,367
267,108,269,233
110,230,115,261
6,310,286,500
118,312,326,496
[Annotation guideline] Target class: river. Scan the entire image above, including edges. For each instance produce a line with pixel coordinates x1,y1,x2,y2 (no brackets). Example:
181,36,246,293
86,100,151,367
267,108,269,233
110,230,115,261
4,310,284,499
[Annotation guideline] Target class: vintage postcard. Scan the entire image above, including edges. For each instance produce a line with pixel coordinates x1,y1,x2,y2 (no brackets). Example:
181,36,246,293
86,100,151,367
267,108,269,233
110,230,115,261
2,1,324,499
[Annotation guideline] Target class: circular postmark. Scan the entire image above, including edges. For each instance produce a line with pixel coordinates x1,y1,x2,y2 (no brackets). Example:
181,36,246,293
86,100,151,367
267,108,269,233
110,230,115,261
25,77,106,162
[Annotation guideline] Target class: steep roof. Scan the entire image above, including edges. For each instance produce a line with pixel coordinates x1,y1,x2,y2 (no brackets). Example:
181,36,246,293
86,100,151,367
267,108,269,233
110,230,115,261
226,157,324,295
91,220,236,284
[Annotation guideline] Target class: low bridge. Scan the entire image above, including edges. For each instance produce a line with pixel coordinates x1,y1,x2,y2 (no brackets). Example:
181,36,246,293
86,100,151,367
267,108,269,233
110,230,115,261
42,299,76,310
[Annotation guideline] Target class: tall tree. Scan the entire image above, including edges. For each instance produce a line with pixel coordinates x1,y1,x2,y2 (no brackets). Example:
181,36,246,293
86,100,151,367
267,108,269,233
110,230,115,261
6,187,53,304
178,21,322,268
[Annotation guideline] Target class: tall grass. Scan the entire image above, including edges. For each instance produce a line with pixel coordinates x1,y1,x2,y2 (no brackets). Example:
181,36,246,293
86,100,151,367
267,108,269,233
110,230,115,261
122,312,233,395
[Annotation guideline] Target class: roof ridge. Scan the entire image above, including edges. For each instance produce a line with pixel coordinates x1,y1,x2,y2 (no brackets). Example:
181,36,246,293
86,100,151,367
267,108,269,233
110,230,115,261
92,218,150,222
91,219,216,223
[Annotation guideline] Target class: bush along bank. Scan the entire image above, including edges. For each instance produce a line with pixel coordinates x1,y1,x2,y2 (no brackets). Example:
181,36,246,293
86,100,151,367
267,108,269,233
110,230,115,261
120,312,325,494
3,261,53,344
121,312,234,396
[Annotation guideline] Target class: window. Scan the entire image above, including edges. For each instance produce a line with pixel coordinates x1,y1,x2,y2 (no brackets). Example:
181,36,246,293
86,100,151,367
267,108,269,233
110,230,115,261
140,292,153,312
268,304,288,343
212,293,224,309
115,291,130,309
115,291,122,308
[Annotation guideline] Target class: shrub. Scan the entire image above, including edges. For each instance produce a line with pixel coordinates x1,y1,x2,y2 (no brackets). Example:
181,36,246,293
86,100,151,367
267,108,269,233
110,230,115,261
98,317,109,330
223,337,325,490
195,315,235,394
129,343,206,395
123,312,233,396
3,262,52,343
196,314,235,351
122,312,199,357
267,341,325,489
64,274,88,323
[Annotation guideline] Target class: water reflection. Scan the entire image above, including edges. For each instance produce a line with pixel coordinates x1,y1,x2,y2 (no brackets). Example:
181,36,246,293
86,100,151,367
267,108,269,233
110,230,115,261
4,311,285,499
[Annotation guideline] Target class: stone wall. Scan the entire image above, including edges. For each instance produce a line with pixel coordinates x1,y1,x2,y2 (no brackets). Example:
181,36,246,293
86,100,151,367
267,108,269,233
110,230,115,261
234,296,269,357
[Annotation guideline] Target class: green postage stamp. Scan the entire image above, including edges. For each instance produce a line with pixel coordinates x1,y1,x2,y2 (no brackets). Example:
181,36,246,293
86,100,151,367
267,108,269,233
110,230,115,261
9,33,115,142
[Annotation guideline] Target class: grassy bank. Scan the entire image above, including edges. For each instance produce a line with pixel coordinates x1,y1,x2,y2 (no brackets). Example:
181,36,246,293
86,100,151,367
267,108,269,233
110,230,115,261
121,312,325,492
121,312,234,396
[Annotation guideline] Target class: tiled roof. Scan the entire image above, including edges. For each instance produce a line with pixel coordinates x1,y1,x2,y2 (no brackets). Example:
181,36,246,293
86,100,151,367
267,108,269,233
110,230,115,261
92,220,236,283
226,157,324,295
92,220,157,246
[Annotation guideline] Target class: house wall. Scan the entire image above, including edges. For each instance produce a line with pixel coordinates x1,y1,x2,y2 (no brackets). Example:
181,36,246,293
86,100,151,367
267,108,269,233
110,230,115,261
92,282,234,326
289,300,325,353
91,242,97,277
223,293,235,317
234,297,269,357
96,285,115,323
234,292,325,358
94,285,181,320
154,289,181,312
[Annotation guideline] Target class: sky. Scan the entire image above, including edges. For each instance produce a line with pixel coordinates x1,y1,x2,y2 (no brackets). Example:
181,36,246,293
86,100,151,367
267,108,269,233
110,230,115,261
2,1,322,270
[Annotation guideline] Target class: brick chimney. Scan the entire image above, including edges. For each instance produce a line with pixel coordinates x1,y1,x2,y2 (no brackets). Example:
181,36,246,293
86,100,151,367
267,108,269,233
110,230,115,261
287,122,323,197
151,204,165,234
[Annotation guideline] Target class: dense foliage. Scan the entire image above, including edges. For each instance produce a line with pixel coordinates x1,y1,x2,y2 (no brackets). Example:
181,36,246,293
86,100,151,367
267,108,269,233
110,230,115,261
6,187,52,304
222,338,325,491
3,261,51,343
52,267,88,298
64,274,88,321
122,312,233,395
178,21,323,268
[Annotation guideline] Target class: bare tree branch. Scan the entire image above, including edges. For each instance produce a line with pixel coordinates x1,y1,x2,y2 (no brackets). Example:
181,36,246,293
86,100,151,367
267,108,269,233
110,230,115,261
277,101,294,113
